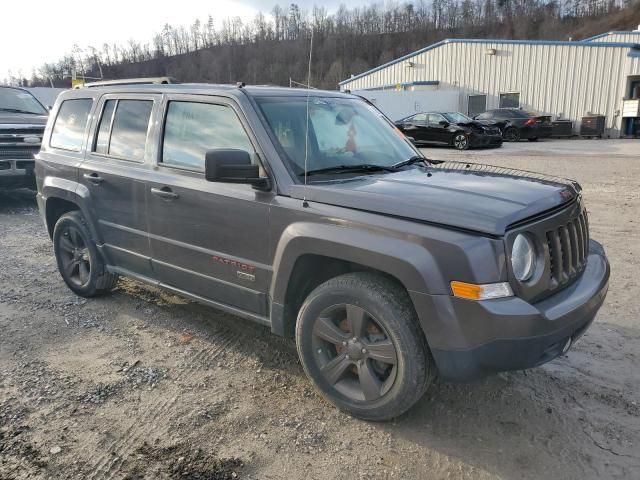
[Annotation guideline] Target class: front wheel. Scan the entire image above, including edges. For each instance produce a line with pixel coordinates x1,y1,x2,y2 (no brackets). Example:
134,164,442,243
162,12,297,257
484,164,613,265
295,272,434,421
453,133,470,150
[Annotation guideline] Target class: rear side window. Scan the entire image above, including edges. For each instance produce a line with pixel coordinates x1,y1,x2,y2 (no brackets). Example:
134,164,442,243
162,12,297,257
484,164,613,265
93,99,152,161
50,99,93,151
161,101,253,171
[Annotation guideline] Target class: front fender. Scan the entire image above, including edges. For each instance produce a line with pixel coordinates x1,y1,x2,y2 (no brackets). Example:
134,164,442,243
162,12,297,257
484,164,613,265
268,221,451,337
270,222,447,304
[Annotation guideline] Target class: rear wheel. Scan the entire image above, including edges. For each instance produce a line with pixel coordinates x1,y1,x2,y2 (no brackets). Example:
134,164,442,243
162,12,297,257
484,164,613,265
504,127,521,142
53,211,118,297
296,272,434,421
453,133,470,150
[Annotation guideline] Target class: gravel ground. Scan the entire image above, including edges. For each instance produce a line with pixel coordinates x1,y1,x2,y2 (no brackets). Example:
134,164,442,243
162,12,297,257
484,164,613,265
1,139,639,479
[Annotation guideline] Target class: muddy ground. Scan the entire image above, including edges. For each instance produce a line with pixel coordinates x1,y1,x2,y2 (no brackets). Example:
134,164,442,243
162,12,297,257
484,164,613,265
1,139,639,479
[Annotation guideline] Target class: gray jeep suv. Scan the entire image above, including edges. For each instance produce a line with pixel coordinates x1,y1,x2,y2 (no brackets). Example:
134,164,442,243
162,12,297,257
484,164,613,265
35,84,610,420
1,86,48,188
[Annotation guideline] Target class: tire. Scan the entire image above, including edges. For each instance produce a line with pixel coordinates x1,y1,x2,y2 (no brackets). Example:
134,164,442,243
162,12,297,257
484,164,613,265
453,133,470,150
504,127,521,142
528,137,539,142
53,211,118,297
295,272,434,421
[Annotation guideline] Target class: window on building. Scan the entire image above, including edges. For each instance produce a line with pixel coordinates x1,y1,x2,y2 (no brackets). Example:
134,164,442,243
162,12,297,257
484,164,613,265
499,92,520,108
468,95,487,117
50,99,93,151
162,101,254,171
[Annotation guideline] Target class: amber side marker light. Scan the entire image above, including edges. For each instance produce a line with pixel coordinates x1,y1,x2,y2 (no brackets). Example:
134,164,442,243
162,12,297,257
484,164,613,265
450,281,513,300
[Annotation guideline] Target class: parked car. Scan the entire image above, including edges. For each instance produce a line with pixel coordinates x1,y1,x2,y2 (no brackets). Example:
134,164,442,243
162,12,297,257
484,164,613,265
0,86,48,189
36,84,609,421
474,108,553,142
394,111,503,150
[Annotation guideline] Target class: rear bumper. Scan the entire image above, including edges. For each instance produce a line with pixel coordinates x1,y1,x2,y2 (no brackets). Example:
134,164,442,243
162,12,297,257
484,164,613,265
0,159,36,188
522,125,553,139
417,240,609,381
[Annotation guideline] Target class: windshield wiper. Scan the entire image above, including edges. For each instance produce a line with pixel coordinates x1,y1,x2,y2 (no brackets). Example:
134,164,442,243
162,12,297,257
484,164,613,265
303,163,397,177
0,108,42,115
391,155,431,169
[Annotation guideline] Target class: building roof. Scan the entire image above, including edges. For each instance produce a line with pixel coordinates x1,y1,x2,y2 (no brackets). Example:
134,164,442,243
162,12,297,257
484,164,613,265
583,30,640,42
339,36,640,86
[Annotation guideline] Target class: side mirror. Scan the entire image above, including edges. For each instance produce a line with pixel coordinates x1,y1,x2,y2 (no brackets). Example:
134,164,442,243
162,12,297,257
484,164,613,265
204,149,269,190
438,120,450,127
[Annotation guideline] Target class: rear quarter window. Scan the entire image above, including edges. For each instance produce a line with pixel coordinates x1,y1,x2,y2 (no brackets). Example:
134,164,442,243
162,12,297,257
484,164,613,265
50,99,93,151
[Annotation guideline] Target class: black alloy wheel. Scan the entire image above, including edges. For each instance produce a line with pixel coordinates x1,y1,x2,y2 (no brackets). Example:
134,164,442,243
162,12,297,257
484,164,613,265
53,211,119,297
57,225,92,288
311,303,398,402
504,127,521,142
296,272,434,421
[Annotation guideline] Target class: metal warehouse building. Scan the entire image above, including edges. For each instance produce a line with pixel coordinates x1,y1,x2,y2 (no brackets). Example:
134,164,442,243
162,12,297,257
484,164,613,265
339,30,640,138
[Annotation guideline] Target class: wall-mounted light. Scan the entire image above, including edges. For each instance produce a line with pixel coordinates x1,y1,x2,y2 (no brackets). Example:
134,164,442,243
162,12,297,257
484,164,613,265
404,60,415,68
486,48,497,56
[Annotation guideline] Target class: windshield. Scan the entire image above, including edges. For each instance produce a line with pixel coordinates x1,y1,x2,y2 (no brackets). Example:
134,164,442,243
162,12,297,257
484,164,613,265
255,96,419,179
443,112,472,123
0,88,48,115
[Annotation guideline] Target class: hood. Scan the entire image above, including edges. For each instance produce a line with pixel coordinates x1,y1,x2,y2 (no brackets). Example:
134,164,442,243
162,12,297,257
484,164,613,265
290,161,580,236
0,112,48,126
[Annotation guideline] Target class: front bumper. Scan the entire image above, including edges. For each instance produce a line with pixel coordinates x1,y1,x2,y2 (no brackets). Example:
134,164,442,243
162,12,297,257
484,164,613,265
469,133,503,148
415,240,609,381
0,159,36,188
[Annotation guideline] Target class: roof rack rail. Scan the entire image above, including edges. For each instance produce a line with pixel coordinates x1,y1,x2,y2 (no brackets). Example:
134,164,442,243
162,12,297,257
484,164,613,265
74,77,178,89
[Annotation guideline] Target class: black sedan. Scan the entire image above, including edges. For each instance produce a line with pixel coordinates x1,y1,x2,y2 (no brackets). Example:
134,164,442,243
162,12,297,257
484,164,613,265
394,112,503,150
474,108,552,142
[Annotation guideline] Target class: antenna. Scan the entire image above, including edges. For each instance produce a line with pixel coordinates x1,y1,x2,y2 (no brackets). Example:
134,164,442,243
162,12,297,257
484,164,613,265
302,27,314,208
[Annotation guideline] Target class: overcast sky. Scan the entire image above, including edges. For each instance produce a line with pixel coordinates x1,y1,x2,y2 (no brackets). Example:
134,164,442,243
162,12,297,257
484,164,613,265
1,0,363,83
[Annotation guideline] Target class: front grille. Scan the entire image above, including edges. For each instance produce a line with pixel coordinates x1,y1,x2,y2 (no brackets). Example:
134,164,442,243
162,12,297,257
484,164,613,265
0,127,44,135
545,209,589,291
0,147,40,159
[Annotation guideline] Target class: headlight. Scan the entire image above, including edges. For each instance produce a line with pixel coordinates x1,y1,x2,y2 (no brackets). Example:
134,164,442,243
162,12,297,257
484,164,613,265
511,234,536,282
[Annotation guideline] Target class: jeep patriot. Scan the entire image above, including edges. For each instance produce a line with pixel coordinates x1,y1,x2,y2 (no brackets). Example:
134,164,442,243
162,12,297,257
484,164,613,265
35,84,610,420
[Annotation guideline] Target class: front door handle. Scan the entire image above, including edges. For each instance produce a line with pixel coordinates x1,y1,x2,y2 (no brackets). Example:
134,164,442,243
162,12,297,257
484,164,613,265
150,187,179,200
83,172,104,185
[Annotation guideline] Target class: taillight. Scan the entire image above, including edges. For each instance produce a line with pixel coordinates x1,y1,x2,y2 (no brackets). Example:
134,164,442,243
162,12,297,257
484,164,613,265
524,118,536,126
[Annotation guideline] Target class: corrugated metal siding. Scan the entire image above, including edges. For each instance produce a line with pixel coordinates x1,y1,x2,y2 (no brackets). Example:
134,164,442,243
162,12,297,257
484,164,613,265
589,32,640,43
342,41,640,136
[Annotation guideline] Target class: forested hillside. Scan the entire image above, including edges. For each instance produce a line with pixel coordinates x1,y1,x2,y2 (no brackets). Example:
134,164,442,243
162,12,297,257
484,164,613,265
25,0,640,90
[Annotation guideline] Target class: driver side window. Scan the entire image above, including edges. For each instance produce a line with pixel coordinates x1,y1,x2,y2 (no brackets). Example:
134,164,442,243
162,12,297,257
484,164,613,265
428,114,446,126
161,101,255,171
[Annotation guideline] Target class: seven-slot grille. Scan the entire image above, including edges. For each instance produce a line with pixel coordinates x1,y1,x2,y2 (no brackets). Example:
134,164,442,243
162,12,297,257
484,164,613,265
546,209,589,291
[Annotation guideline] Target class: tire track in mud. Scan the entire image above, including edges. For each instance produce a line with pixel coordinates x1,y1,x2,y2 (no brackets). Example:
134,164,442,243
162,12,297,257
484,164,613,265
85,329,246,480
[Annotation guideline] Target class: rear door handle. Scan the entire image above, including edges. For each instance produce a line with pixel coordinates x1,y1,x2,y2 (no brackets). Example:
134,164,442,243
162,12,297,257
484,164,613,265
83,172,104,184
150,187,179,200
